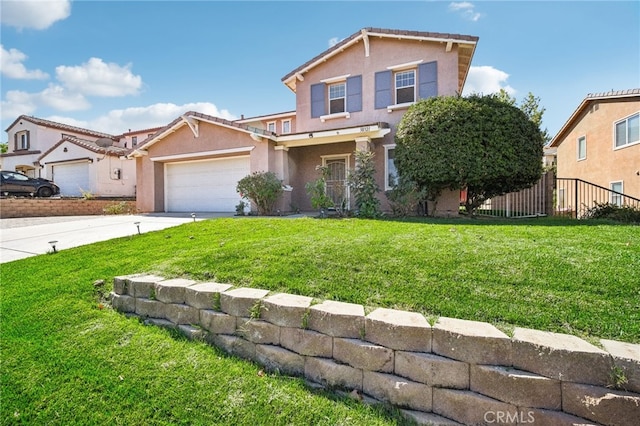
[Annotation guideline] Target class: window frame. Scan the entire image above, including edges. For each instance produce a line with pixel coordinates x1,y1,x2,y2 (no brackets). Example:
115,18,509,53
395,69,416,105
577,135,586,161
328,82,346,114
132,136,138,146
16,130,29,151
384,144,397,191
267,121,276,133
610,181,623,206
613,112,640,150
281,119,291,134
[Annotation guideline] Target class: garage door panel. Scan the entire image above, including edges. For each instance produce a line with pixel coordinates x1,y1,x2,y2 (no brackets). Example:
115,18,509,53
52,163,90,197
165,157,250,212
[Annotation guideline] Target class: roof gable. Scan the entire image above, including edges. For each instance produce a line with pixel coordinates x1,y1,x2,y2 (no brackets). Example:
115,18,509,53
5,115,117,140
38,136,128,162
130,111,277,157
281,27,478,94
549,88,640,147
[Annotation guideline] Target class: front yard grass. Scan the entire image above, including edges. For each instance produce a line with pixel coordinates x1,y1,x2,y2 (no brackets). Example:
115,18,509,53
2,216,638,424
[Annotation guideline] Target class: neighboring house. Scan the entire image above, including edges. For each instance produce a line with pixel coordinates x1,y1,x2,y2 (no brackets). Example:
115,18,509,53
130,27,478,215
1,115,158,197
549,89,640,204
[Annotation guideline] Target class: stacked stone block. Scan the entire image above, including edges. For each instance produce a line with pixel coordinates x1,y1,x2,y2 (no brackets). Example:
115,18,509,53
111,274,640,426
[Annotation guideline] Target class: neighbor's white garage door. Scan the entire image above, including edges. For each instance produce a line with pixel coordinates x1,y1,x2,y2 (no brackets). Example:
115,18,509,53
52,162,90,197
165,156,250,212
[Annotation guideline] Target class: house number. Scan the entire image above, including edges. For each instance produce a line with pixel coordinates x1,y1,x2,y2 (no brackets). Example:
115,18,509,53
360,126,370,132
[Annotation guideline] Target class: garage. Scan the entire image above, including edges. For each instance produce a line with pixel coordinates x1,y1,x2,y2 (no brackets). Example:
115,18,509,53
52,162,90,197
165,156,250,212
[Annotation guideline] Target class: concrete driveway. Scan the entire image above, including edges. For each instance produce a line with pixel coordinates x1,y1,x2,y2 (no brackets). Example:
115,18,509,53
0,213,232,264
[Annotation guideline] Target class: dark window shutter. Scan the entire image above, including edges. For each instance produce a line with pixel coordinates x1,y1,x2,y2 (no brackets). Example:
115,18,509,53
26,131,30,150
346,75,362,112
311,83,326,118
14,133,18,151
375,70,392,109
418,61,438,99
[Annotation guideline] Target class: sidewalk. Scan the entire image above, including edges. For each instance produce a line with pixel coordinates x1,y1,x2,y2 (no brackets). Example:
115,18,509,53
0,213,231,264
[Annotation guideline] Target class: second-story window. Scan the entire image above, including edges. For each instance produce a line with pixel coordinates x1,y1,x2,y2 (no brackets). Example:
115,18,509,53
15,130,29,150
615,113,639,148
577,136,586,160
267,122,276,133
282,119,291,134
132,136,138,146
329,83,346,114
395,70,415,104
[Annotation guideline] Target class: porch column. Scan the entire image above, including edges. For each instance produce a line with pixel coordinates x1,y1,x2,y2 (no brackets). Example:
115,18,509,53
274,146,292,213
355,136,372,152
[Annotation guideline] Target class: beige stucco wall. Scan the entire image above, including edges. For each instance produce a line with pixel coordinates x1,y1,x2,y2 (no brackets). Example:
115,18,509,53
135,122,271,213
294,37,460,133
555,99,640,198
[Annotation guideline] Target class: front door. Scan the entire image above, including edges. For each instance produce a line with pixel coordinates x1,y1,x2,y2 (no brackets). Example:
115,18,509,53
323,155,349,211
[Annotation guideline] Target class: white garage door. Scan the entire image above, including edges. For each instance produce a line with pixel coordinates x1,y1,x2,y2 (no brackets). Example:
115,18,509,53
165,156,250,212
52,162,90,197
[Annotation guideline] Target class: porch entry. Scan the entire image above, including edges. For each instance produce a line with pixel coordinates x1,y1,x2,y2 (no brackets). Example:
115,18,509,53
322,154,350,210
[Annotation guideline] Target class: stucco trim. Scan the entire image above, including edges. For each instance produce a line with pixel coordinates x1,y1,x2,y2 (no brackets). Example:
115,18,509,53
276,124,390,148
150,146,255,163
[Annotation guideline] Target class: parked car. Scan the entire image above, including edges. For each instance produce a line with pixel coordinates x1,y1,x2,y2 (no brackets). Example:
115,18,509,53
0,171,60,197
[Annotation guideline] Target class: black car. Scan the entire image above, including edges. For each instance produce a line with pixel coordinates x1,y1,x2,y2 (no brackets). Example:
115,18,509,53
0,171,60,197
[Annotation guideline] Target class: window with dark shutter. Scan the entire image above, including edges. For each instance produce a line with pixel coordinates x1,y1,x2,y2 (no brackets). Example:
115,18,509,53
311,83,326,118
418,61,438,100
346,75,362,112
375,70,392,109
329,83,346,114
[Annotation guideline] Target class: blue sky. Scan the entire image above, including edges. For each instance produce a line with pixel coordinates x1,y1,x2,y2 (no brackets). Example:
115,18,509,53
1,0,638,139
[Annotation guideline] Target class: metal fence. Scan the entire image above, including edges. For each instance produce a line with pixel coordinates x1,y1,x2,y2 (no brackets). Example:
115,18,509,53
554,178,640,219
476,171,554,218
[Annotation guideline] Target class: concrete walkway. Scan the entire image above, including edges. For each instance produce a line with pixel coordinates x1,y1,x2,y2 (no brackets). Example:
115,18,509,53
0,213,232,264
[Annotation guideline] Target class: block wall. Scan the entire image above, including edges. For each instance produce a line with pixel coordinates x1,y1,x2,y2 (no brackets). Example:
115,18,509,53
111,274,640,426
0,198,136,218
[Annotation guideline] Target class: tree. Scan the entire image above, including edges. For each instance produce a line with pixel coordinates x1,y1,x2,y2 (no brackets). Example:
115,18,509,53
236,171,283,215
496,89,550,144
0,143,7,154
394,94,544,215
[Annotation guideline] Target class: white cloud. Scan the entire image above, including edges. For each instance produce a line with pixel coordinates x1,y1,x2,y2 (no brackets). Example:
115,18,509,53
85,102,238,134
0,90,37,119
56,58,142,97
0,45,49,79
448,2,484,22
39,84,91,111
328,37,341,48
463,66,516,96
0,84,90,120
0,0,71,30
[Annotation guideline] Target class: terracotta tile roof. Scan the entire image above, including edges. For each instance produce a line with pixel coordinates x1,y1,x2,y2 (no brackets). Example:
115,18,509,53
134,111,276,154
38,136,128,162
584,88,640,99
281,27,479,90
549,88,640,147
117,126,164,137
5,115,117,139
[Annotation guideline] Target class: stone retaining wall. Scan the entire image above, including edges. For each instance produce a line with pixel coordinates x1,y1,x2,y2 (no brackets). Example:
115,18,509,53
0,197,136,218
111,274,640,426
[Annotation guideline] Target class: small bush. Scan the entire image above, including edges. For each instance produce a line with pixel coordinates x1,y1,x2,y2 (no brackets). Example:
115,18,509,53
305,166,334,217
348,150,381,218
103,201,134,215
385,180,426,217
236,171,283,216
584,202,640,223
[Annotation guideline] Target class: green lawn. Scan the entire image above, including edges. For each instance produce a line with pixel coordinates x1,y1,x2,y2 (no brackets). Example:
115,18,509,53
2,216,639,424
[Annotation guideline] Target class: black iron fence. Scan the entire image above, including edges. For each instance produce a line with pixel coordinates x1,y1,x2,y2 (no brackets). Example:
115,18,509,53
554,178,640,219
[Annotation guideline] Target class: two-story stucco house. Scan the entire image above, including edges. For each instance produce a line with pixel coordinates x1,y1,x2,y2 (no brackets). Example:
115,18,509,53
130,27,479,215
2,115,160,197
549,89,640,205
